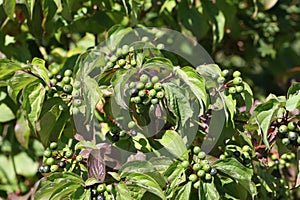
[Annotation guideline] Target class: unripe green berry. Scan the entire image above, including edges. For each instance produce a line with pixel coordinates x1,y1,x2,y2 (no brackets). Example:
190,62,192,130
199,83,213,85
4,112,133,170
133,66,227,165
119,130,126,137
64,69,72,77
129,82,136,89
157,43,165,50
51,68,59,75
148,89,157,98
197,170,205,178
203,164,211,172
50,142,58,150
65,150,73,158
193,146,201,154
118,59,126,66
221,69,229,77
232,77,243,85
73,81,81,89
106,184,113,193
198,151,206,160
282,138,290,145
188,174,198,182
271,154,278,161
193,181,200,189
97,183,106,193
288,121,297,131
73,99,82,107
235,85,244,93
205,173,212,181
154,82,162,90
50,165,59,172
63,85,73,94
50,78,57,85
140,74,149,83
128,121,136,129
156,91,164,99
278,125,288,133
76,155,83,162
62,77,71,84
145,82,153,89
233,71,241,78
192,163,201,172
217,76,225,84
134,96,141,103
138,90,146,98
44,150,52,158
45,157,55,165
151,76,159,83
130,60,136,66
297,136,300,144
228,87,236,94
72,90,81,98
136,82,145,90
288,131,298,141
181,160,190,168
219,154,226,159
151,98,159,105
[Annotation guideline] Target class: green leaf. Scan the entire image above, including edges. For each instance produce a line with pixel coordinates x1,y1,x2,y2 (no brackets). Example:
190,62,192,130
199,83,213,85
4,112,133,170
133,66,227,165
14,152,39,177
175,66,208,115
174,181,191,200
3,0,16,19
14,113,31,148
127,173,166,200
0,59,22,80
30,57,50,86
22,81,45,134
213,158,257,197
253,98,280,148
156,130,187,159
119,160,155,178
163,82,193,128
220,92,236,125
241,82,254,112
199,181,220,200
0,103,15,122
149,157,173,174
164,162,186,198
286,82,300,111
116,182,135,200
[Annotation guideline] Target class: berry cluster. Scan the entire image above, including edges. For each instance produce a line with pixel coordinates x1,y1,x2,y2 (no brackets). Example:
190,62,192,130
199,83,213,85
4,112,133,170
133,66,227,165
218,70,245,95
181,146,217,189
219,144,253,166
277,120,300,149
106,45,136,69
90,183,113,200
72,80,83,114
270,152,295,168
129,74,164,110
47,67,74,97
38,142,84,174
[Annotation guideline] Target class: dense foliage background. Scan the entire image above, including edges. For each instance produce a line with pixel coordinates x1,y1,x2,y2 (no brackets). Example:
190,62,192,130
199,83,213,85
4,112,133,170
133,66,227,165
0,0,300,199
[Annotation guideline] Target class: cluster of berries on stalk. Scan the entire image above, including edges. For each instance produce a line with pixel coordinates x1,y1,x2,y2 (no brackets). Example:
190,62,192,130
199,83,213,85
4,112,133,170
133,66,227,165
277,119,300,149
270,152,296,168
219,144,253,167
181,146,217,189
218,69,245,95
90,183,114,200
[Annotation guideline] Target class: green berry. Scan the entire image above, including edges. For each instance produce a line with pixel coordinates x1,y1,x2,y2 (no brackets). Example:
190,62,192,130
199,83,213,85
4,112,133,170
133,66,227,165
297,136,300,144
181,160,190,168
45,157,55,165
50,165,59,172
198,151,206,160
189,174,198,182
138,90,146,98
97,184,106,193
140,74,149,83
233,71,241,78
278,125,288,133
129,82,136,89
282,138,290,145
118,59,126,66
72,90,81,98
65,150,73,158
219,154,226,159
156,91,164,99
288,131,298,141
73,99,82,107
192,163,201,172
235,85,244,93
197,170,205,178
232,77,243,85
228,87,236,94
63,85,73,94
203,164,211,172
119,130,126,137
217,76,225,84
134,96,141,103
242,145,251,152
64,69,72,77
221,69,229,77
193,181,200,189
76,155,83,162
50,78,57,85
205,173,212,181
62,76,71,84
51,68,59,75
50,142,58,150
151,98,159,105
43,150,52,158
151,76,159,83
193,146,201,154
148,89,157,98
136,82,145,90
110,55,118,62
73,81,81,89
154,82,162,90
145,82,153,89
128,121,136,129
271,154,278,161
157,43,164,50
122,45,129,55
287,121,297,131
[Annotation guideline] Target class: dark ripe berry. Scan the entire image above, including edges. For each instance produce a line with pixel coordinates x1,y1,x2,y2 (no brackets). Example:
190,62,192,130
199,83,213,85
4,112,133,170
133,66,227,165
96,193,105,200
73,99,82,107
73,81,81,89
189,174,198,182
136,82,145,90
65,150,73,158
58,161,66,168
288,131,298,141
232,77,243,85
221,69,229,77
287,121,297,131
197,170,205,178
210,168,218,176
228,87,236,94
274,159,279,165
217,76,225,84
140,74,149,83
235,85,244,93
97,183,106,193
138,90,146,98
278,125,288,133
63,85,73,94
154,82,162,90
43,165,51,173
192,163,201,171
205,173,212,181
49,142,58,150
151,76,159,83
134,96,141,103
131,130,137,136
198,151,206,160
62,76,71,84
45,157,55,165
64,69,72,77
112,134,119,142
233,71,241,78
151,98,159,105
38,166,45,173
118,59,126,66
181,160,190,168
156,91,164,99
43,150,52,158
56,74,63,82
233,151,241,157
145,82,153,89
193,146,201,154
129,82,136,89
203,164,211,172
72,90,81,98
128,121,136,129
282,138,290,145
131,88,139,96
76,155,83,162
